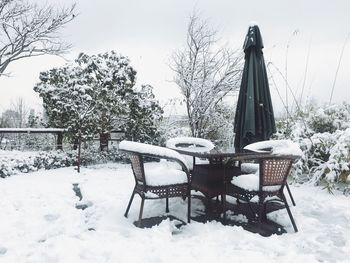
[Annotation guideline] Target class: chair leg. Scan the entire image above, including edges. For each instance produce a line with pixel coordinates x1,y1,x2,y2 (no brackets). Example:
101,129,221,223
257,196,265,223
281,193,298,232
124,189,136,218
222,194,226,224
245,195,256,220
187,192,191,223
285,183,296,206
165,197,169,213
137,197,145,228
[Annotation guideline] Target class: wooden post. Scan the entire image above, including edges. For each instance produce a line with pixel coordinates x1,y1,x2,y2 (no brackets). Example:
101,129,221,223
56,132,63,150
77,137,81,173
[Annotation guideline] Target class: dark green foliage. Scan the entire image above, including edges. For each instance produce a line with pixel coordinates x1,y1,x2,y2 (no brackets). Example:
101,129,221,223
34,51,163,146
125,85,163,144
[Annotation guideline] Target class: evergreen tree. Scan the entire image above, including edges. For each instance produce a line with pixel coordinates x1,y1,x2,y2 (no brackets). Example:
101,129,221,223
34,51,163,149
125,85,163,144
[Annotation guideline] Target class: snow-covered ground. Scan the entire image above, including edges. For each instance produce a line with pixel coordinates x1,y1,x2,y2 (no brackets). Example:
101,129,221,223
0,163,349,263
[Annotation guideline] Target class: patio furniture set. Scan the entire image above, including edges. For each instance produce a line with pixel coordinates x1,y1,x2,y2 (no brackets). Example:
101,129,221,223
119,137,300,233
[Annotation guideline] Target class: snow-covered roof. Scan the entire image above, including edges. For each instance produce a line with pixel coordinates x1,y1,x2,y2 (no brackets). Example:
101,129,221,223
119,140,189,170
243,139,303,156
166,137,215,152
0,128,66,133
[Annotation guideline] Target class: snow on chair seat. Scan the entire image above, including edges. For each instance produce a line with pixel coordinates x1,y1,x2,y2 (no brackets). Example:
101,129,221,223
119,140,191,227
231,173,282,192
223,154,300,232
144,163,188,186
243,139,302,207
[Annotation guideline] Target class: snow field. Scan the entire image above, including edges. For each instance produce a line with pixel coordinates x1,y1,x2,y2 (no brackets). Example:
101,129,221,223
0,163,349,262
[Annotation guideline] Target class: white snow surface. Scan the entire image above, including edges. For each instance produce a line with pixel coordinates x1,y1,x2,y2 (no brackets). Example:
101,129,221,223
243,139,303,156
241,163,259,174
144,162,188,186
166,137,215,152
119,140,189,170
231,173,282,192
166,137,214,170
0,163,350,262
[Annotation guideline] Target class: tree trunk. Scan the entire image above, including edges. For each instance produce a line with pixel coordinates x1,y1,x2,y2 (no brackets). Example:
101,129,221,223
56,133,63,150
77,137,81,173
99,132,109,151
73,138,79,150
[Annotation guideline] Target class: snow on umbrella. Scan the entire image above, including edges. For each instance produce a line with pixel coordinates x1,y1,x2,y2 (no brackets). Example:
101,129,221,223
234,24,276,151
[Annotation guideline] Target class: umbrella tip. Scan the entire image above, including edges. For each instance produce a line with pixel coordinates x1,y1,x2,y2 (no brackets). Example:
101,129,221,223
249,21,259,27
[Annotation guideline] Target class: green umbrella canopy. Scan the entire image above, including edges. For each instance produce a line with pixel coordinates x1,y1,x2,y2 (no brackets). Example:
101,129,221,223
234,25,276,151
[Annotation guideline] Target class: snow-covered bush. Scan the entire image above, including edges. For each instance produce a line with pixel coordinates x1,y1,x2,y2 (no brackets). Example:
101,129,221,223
0,148,123,178
275,102,350,193
79,147,122,165
0,150,74,177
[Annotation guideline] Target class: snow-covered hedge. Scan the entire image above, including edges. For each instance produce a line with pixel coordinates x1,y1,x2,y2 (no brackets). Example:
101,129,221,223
275,103,350,194
0,149,122,178
0,150,74,177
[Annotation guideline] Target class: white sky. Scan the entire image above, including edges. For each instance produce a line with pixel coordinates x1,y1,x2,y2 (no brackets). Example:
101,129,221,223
1,0,349,116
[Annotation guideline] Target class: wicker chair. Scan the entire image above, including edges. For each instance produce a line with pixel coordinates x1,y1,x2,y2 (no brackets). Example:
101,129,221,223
223,154,299,232
119,141,191,227
243,140,299,206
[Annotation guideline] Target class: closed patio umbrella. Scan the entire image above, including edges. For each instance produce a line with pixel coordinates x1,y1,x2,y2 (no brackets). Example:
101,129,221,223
234,24,276,151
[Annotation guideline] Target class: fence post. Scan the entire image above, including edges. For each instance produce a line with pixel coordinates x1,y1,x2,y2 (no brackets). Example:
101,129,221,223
56,132,63,150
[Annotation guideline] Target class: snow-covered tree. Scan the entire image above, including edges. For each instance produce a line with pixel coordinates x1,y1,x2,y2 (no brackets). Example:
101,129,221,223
73,52,137,150
125,85,163,144
34,63,95,147
34,51,163,149
170,12,242,137
34,51,136,148
0,0,76,76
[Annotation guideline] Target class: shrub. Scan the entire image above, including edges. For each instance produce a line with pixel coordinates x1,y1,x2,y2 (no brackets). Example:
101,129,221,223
275,102,350,194
0,148,123,178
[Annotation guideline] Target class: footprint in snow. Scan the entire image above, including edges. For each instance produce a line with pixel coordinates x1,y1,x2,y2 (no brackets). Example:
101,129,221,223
44,214,60,221
0,247,7,255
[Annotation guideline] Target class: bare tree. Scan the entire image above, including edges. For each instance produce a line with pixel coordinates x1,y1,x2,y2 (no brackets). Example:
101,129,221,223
170,12,242,137
0,0,76,76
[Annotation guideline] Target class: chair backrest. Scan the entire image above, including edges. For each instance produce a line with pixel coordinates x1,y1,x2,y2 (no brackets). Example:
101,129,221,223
128,152,146,184
166,137,215,152
259,156,296,190
166,137,215,170
119,140,190,184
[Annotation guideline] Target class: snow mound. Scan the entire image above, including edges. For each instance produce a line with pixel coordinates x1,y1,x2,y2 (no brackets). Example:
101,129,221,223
244,139,302,156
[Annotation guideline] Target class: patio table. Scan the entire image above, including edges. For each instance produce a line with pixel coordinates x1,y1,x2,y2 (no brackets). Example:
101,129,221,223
172,148,269,203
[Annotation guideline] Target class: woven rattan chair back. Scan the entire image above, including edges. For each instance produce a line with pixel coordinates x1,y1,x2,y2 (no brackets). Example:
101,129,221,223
129,153,146,184
223,154,299,232
119,141,191,227
260,158,293,188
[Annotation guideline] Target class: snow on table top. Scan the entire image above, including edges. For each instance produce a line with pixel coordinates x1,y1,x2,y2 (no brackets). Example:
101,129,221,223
119,140,189,170
166,137,215,152
244,139,303,157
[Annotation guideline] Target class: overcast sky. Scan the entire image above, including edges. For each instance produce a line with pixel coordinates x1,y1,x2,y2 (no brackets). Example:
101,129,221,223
1,0,349,116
